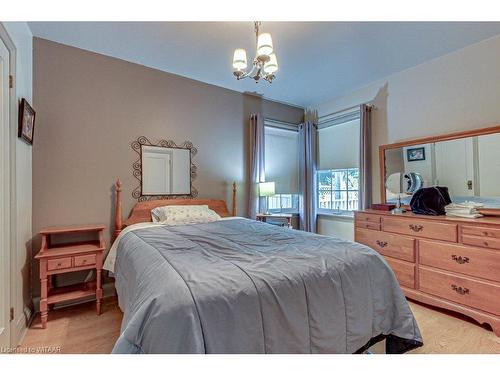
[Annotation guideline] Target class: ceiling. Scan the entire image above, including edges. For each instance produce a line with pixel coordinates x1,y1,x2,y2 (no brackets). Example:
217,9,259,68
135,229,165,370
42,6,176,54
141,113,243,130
29,22,500,107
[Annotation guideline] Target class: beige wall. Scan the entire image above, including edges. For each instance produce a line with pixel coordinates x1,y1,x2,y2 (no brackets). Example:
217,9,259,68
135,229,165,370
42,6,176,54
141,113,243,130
32,38,303,296
1,22,33,347
316,34,500,240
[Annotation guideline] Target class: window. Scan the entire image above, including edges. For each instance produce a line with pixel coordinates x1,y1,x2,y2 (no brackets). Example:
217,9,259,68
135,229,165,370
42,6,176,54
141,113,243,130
267,194,300,213
316,107,361,216
317,168,359,214
264,119,300,213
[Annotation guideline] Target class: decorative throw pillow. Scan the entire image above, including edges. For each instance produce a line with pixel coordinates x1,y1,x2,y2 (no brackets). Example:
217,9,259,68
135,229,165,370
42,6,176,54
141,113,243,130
151,205,221,225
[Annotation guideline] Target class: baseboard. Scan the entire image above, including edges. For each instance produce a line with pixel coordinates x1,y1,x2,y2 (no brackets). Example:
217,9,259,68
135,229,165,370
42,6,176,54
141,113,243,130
32,282,116,313
12,304,34,347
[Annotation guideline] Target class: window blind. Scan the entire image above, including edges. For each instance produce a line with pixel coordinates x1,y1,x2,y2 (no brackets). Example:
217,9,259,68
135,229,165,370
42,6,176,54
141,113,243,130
264,124,299,194
318,119,360,170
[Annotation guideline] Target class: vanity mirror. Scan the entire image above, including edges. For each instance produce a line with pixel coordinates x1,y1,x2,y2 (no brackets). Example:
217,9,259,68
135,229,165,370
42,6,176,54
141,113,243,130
131,136,198,201
379,125,500,215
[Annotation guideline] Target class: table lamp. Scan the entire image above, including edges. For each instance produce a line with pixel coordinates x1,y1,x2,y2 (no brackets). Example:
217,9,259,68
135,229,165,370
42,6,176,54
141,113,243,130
259,181,275,214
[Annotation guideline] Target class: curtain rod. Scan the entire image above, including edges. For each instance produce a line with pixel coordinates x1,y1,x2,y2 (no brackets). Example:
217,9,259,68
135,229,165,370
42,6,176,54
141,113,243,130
318,103,375,120
264,118,300,132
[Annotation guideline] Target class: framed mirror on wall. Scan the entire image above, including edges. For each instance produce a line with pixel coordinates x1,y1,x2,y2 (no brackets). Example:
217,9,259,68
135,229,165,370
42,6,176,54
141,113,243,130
131,136,198,201
379,125,500,215
141,145,191,195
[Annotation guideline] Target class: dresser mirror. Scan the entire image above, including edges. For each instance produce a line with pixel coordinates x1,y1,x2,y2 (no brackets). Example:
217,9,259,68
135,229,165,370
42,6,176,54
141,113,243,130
380,125,500,213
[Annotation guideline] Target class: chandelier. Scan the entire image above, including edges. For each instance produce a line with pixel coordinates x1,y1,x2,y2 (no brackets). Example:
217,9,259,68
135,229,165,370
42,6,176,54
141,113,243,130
232,21,278,83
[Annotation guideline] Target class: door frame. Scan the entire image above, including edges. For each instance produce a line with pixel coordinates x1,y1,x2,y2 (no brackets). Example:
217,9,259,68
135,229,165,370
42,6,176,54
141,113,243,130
0,23,18,348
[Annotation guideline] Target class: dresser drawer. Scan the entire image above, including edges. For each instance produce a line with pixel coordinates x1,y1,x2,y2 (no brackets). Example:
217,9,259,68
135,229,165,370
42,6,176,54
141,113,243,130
47,257,72,271
355,221,381,230
355,213,381,224
385,257,415,289
462,225,500,239
382,216,457,242
462,234,500,250
420,240,500,282
74,254,97,267
355,228,415,262
419,267,500,316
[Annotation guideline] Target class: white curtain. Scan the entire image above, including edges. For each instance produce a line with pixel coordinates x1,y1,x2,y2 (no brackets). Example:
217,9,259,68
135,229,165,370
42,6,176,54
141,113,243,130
248,113,266,219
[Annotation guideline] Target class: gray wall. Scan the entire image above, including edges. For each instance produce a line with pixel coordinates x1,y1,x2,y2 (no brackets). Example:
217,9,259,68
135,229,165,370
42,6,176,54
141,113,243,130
32,38,303,296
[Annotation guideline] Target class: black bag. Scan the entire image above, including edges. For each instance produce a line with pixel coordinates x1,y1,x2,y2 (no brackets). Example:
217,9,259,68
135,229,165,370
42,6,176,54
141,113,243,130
409,186,451,216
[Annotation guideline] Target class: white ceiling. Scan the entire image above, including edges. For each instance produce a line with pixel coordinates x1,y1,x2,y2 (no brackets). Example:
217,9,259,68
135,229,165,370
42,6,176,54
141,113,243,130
29,22,500,107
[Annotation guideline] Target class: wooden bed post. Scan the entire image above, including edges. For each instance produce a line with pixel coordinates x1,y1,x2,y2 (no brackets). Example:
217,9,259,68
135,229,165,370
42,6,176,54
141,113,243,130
114,179,123,240
232,181,237,217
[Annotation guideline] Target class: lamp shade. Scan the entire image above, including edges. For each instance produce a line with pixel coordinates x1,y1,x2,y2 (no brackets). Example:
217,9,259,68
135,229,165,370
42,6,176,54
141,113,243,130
232,48,248,70
264,53,278,74
257,33,273,57
259,181,275,197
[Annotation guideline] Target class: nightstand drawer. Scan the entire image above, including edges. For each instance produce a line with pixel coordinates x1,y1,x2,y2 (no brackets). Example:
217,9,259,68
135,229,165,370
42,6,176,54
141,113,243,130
74,254,96,267
47,257,72,271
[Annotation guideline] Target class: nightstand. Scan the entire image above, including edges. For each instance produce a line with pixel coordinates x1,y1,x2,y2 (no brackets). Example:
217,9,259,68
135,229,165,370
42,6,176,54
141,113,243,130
256,213,299,229
35,225,106,328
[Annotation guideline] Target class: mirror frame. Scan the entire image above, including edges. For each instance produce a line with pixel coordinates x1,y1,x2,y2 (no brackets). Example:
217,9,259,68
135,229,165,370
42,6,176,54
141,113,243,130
131,136,198,201
379,124,500,204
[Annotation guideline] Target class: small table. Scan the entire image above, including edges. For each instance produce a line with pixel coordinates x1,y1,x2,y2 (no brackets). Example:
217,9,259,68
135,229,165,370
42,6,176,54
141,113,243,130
256,213,298,229
35,225,106,328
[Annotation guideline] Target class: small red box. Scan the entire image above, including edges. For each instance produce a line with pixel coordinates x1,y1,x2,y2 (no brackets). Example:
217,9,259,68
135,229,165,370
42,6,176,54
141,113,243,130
371,203,396,211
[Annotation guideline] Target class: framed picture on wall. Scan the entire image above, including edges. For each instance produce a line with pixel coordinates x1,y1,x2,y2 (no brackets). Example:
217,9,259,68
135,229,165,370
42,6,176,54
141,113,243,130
18,98,36,145
407,147,425,162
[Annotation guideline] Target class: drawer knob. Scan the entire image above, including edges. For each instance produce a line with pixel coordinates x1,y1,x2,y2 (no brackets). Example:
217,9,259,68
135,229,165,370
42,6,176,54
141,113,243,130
82,260,87,264
482,231,489,236
451,255,469,264
409,224,424,232
451,284,469,295
376,240,388,248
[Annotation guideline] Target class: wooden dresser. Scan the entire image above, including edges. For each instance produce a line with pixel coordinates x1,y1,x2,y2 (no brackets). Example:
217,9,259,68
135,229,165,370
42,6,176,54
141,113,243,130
354,209,500,336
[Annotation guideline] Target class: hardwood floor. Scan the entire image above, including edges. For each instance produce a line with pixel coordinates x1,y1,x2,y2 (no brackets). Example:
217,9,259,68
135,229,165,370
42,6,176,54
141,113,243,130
19,298,500,354
20,297,122,354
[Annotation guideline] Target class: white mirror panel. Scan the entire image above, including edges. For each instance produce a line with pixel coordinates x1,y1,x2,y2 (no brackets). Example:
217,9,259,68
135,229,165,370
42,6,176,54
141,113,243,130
141,145,190,195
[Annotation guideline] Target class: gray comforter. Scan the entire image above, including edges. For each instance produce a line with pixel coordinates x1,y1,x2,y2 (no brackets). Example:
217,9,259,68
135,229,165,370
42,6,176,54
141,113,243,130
112,218,422,354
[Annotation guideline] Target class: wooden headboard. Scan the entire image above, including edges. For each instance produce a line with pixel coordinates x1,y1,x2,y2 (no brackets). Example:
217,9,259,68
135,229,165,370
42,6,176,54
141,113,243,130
113,179,237,239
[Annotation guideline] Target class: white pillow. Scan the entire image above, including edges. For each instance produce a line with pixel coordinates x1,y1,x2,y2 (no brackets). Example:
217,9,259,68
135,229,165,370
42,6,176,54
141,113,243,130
151,205,221,225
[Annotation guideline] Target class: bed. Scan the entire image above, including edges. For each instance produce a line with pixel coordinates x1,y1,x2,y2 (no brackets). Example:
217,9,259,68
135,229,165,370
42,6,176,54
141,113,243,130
105,180,423,354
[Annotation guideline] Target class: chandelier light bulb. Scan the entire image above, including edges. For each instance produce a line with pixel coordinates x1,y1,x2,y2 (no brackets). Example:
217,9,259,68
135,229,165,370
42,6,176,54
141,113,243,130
257,33,273,57
264,53,278,74
232,48,248,70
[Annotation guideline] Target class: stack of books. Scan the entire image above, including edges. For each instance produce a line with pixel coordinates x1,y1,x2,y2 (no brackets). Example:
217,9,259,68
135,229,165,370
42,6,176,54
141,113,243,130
444,202,484,219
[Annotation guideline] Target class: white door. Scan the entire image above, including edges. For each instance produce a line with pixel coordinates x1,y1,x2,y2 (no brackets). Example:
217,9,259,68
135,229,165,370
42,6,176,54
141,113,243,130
435,138,475,197
142,147,173,195
0,36,11,348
